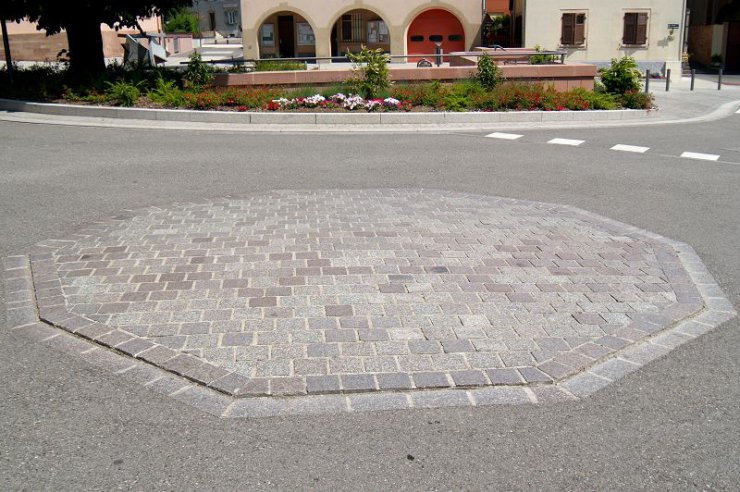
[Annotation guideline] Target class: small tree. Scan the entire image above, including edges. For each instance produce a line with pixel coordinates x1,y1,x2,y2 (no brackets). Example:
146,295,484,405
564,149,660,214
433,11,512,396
599,56,642,95
183,51,213,89
476,53,504,90
164,7,199,34
346,46,390,99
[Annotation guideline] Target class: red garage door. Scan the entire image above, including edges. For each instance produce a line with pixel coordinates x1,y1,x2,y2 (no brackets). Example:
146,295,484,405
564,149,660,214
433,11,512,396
407,9,465,61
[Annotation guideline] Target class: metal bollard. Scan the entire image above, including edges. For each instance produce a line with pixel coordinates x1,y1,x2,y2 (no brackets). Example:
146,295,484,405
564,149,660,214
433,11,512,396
434,43,442,67
645,70,650,92
666,69,671,91
691,69,696,91
718,69,723,90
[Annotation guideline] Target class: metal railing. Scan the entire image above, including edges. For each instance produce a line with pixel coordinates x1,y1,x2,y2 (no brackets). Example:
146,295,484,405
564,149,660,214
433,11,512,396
188,48,568,68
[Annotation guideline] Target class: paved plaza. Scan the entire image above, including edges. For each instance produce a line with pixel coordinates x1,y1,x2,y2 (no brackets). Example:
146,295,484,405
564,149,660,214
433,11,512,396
4,189,734,416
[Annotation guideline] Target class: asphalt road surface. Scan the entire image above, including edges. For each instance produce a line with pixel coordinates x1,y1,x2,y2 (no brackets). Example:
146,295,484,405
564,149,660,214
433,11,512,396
1,113,739,490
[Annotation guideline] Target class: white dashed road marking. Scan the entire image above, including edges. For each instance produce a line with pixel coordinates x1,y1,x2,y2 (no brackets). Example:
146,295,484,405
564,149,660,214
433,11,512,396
611,144,650,153
548,138,585,146
485,132,524,140
680,152,720,161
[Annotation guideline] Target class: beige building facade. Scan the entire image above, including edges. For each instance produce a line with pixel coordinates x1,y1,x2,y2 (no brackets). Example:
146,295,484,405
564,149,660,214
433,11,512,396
239,0,488,60
523,0,687,78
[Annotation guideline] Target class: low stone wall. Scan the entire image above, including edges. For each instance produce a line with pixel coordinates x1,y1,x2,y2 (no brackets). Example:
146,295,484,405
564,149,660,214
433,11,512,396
215,63,597,91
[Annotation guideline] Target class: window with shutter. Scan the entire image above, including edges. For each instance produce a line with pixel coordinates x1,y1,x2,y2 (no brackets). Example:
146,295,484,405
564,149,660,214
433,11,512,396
561,13,586,46
636,13,648,44
575,14,586,45
561,13,575,45
623,12,648,45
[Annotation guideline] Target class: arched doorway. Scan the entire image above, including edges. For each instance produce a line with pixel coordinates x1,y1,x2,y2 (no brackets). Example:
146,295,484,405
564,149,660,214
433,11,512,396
331,9,390,59
258,11,316,58
407,9,465,61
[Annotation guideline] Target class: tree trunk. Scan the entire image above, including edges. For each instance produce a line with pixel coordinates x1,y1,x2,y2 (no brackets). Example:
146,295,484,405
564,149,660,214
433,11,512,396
65,17,105,78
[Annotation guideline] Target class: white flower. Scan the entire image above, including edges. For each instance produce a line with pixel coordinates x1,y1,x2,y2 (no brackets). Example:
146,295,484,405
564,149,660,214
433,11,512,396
272,98,293,107
383,97,400,107
304,94,326,106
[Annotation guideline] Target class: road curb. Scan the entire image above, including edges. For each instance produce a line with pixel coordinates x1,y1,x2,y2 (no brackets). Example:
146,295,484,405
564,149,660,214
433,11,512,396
0,97,654,125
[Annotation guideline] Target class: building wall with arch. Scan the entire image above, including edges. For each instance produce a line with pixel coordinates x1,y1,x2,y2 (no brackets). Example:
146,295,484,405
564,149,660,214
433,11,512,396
239,0,484,59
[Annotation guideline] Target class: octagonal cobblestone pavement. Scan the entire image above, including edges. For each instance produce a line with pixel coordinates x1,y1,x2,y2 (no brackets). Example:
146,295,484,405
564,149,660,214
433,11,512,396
4,190,736,417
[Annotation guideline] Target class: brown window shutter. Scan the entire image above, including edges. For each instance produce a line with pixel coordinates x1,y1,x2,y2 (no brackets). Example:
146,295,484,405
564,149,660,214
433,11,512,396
575,14,585,45
623,13,638,44
561,13,575,45
636,13,648,44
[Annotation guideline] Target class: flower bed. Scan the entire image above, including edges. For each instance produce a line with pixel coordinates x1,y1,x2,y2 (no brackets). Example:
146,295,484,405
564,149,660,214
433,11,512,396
158,83,652,113
0,66,653,113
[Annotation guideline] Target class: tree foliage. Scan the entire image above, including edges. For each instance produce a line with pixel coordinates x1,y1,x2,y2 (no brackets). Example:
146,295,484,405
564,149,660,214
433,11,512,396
0,0,191,76
163,7,199,34
598,57,643,95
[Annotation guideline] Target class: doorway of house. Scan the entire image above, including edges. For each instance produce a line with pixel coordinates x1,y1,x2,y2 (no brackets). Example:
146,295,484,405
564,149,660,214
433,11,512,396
278,15,295,58
727,22,740,71
208,12,216,32
407,9,465,62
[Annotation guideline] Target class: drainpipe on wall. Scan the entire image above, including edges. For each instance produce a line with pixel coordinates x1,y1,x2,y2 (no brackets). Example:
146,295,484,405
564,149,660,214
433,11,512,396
679,0,688,63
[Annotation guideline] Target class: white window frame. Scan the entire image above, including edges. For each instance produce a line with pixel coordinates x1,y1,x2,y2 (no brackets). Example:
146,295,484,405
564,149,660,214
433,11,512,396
224,10,239,26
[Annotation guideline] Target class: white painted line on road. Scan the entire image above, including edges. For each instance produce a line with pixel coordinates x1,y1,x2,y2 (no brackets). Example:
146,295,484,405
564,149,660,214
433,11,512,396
680,151,720,161
548,138,585,146
485,132,524,140
611,144,650,153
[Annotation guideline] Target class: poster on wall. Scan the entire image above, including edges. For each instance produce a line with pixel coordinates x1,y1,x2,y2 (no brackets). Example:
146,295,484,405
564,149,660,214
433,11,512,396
367,21,389,44
261,23,274,47
297,22,315,45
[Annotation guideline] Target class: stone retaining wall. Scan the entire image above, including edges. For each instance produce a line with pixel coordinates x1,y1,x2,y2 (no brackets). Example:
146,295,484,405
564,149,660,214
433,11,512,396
215,63,597,91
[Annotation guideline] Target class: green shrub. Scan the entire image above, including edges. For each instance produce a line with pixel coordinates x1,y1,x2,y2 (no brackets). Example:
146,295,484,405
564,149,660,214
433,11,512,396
569,87,618,110
619,90,654,109
184,52,214,89
346,46,390,98
105,80,142,107
148,77,185,106
476,53,504,90
529,45,557,65
285,86,320,99
320,83,350,98
599,56,642,95
254,60,307,72
164,8,200,34
83,92,108,104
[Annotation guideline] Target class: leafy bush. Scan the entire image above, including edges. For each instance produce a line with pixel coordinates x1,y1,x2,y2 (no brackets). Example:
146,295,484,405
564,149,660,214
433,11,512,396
285,86,320,99
148,77,185,106
530,45,557,65
619,90,654,110
183,90,223,110
83,92,108,104
184,52,214,89
346,46,390,99
477,53,504,90
105,81,143,107
164,8,200,34
599,56,642,95
254,60,307,72
320,83,351,98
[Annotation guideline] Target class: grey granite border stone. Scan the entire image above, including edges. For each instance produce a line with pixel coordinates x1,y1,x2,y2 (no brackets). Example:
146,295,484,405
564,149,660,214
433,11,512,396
0,98,653,126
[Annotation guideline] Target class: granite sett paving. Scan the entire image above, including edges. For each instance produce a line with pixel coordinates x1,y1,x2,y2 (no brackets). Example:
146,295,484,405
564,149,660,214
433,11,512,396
3,189,735,418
